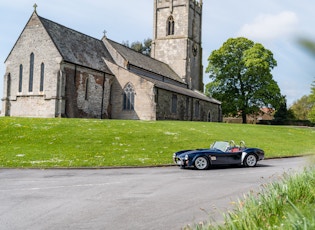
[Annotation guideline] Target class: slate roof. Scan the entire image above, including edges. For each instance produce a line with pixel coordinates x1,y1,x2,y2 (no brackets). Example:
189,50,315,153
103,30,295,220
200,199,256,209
142,76,221,104
106,39,185,84
38,14,113,74
105,40,220,104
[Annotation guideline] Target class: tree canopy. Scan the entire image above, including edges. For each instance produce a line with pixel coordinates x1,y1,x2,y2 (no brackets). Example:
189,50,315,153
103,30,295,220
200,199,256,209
298,39,315,123
122,38,152,56
308,81,315,122
273,96,295,123
205,37,282,123
290,95,313,120
299,38,315,58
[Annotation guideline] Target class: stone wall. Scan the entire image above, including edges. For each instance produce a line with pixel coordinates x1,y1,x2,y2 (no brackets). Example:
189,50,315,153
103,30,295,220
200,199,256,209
155,88,221,121
2,13,62,117
105,61,157,120
62,63,112,119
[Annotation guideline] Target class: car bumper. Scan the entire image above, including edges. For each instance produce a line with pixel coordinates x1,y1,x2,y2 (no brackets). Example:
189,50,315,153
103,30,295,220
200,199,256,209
173,157,188,167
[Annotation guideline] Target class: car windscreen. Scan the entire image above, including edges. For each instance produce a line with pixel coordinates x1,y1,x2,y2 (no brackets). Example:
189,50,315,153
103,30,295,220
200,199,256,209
211,141,229,152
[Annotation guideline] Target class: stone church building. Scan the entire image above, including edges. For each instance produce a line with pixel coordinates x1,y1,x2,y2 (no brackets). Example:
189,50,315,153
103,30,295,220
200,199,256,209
1,0,222,121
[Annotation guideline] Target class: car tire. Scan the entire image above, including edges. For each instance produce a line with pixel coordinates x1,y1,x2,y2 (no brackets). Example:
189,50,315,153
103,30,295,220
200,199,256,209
194,156,209,170
244,154,257,167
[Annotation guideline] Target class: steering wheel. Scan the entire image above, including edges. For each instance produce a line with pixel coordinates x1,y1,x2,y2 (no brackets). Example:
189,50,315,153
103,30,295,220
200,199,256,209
240,141,246,148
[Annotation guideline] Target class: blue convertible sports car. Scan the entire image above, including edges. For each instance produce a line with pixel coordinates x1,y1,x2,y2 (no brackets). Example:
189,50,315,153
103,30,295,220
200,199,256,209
173,141,265,170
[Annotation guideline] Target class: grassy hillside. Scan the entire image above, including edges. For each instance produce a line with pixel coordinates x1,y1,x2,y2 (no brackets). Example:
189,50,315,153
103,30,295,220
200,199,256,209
0,117,314,168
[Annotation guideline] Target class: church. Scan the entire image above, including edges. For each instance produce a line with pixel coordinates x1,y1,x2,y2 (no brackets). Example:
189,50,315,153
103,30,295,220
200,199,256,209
1,0,222,121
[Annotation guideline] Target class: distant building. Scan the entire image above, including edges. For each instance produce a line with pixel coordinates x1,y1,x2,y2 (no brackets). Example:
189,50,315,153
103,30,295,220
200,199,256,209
1,0,221,121
224,108,275,124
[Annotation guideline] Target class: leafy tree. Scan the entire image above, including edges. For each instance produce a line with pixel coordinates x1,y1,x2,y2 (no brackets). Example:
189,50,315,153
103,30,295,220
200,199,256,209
308,81,315,122
274,96,295,123
299,38,315,57
298,39,315,123
142,38,152,56
206,37,282,123
290,95,312,120
122,38,152,56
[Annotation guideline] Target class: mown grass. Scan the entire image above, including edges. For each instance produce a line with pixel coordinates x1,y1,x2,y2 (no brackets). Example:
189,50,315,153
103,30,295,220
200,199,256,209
0,117,314,168
189,163,315,230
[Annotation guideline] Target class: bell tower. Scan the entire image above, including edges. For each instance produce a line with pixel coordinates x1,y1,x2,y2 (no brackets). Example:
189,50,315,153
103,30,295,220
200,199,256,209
151,0,203,91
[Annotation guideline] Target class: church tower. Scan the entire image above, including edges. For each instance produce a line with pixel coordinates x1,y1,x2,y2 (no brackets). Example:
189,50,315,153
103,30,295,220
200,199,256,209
151,0,203,91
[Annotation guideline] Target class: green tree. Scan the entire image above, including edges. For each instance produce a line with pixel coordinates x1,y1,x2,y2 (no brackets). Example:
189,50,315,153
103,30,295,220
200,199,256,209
308,81,315,122
274,96,295,123
206,37,282,123
298,39,315,123
122,38,152,56
290,95,312,120
299,38,315,57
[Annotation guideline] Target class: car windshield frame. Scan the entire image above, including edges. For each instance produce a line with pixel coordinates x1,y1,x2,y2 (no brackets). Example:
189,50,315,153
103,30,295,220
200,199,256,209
211,141,230,152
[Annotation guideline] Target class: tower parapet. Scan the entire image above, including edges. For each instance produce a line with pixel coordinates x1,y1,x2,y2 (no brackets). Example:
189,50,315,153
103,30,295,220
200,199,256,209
155,0,202,10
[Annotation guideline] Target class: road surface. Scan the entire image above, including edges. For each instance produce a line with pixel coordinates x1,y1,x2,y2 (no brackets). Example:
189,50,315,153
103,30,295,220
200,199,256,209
0,157,310,230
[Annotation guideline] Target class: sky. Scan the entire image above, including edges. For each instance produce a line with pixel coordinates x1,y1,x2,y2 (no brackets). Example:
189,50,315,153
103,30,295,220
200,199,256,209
0,0,314,109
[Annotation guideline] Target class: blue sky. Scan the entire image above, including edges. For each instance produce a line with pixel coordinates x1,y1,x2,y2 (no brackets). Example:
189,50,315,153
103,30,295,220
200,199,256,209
1,0,314,109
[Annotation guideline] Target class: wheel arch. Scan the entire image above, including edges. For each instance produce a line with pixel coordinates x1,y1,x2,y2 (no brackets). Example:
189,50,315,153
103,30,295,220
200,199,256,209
193,155,211,170
243,152,259,167
192,154,211,165
241,151,258,165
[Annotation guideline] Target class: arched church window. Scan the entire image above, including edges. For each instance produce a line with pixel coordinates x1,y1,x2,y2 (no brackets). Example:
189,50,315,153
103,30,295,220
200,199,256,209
167,16,175,36
19,64,23,93
123,83,135,111
186,97,190,116
194,100,200,118
7,73,11,97
85,77,89,101
171,94,177,114
207,111,212,122
40,63,44,92
29,53,34,92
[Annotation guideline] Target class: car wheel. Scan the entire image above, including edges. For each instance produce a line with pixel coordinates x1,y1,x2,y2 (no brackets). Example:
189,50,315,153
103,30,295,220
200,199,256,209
194,156,209,170
244,154,257,167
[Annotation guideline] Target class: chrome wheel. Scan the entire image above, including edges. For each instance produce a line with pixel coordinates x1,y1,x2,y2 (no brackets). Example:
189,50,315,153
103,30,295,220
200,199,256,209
245,154,257,167
194,156,209,170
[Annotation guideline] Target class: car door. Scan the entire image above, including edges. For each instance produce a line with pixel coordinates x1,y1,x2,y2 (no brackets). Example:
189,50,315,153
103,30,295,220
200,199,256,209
210,151,242,165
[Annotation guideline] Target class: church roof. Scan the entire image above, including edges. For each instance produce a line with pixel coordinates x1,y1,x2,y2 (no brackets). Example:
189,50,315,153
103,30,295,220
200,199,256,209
106,39,186,84
38,14,114,74
143,76,221,104
38,13,183,84
104,40,219,104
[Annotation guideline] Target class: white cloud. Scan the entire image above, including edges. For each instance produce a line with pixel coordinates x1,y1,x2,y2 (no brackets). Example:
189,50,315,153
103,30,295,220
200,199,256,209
237,11,299,41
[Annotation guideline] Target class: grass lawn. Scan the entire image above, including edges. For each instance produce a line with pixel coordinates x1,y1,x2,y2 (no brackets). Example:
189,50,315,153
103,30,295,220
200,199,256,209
0,117,314,168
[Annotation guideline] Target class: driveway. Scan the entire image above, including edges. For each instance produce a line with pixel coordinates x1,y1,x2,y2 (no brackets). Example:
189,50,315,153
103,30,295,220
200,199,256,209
0,157,309,230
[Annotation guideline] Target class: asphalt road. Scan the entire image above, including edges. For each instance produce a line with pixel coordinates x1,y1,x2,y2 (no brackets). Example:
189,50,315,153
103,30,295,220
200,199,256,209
0,157,310,230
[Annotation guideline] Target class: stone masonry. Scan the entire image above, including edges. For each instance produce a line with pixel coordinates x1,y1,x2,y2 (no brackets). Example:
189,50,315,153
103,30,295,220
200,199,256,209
1,0,221,122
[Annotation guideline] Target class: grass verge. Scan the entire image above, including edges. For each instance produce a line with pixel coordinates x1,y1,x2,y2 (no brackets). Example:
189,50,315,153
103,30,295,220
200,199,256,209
0,117,314,168
188,163,315,230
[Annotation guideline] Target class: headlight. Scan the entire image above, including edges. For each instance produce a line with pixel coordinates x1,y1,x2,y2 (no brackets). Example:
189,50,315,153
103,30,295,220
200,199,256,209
173,153,176,158
185,154,189,160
